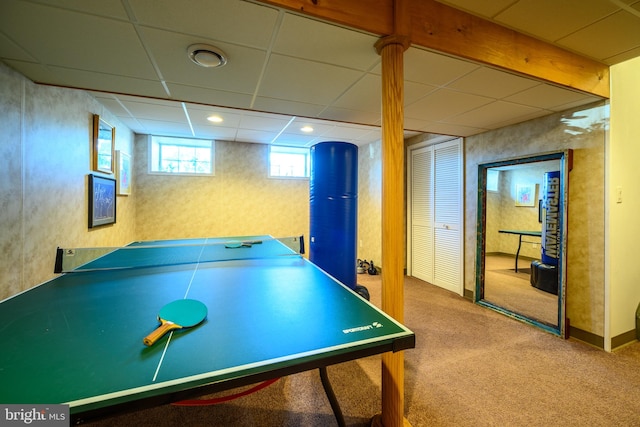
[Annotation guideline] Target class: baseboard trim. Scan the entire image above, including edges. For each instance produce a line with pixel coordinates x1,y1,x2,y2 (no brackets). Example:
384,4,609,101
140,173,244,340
611,329,637,350
568,326,638,350
569,326,604,348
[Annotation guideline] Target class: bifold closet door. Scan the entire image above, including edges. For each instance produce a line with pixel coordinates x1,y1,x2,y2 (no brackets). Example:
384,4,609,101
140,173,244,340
409,138,463,295
410,146,433,283
433,141,462,294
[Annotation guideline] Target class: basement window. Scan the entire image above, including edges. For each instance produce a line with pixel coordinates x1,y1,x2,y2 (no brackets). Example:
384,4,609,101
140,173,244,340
269,146,310,178
487,169,500,192
149,136,214,175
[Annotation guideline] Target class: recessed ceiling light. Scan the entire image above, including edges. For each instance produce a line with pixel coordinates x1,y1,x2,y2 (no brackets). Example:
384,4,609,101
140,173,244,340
207,115,223,123
187,44,227,68
301,126,314,133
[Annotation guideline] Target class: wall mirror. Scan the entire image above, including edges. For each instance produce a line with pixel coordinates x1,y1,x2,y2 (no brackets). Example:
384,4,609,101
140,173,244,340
475,150,572,336
92,114,115,174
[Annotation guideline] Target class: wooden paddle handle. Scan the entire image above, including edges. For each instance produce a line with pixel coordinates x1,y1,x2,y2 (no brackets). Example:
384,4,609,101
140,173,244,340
143,321,182,346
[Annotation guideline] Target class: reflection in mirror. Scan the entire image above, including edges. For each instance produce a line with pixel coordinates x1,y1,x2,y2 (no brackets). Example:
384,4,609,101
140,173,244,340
476,151,572,336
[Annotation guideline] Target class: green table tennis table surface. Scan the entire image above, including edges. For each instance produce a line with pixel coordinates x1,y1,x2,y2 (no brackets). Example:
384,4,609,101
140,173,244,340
0,236,414,422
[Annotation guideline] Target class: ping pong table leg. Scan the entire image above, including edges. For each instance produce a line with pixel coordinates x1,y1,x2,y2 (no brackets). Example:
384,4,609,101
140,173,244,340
319,367,346,427
515,234,523,273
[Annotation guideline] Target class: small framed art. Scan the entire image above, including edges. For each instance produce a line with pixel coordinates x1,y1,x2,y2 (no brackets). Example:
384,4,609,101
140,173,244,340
88,174,116,228
116,151,132,195
515,183,536,207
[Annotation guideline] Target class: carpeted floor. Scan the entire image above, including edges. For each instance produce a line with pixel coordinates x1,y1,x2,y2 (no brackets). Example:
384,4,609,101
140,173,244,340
483,254,558,326
86,274,640,427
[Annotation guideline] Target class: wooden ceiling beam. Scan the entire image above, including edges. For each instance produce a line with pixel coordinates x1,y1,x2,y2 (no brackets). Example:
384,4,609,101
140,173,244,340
256,0,610,98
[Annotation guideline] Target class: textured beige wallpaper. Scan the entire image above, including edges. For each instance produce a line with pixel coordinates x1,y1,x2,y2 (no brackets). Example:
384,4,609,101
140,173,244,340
133,136,310,242
357,141,383,269
466,101,607,335
0,63,135,300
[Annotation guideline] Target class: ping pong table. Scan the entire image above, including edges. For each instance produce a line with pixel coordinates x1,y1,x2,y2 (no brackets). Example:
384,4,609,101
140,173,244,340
498,229,542,273
0,236,414,425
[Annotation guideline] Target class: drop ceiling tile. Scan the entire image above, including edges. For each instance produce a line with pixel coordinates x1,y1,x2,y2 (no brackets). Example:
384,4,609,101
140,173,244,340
136,118,193,136
236,128,279,144
288,118,334,136
119,100,186,122
191,125,239,140
547,95,603,112
238,114,292,132
28,0,130,19
405,88,494,121
604,46,640,64
0,1,156,78
167,83,254,110
318,106,381,125
404,117,433,132
128,0,279,49
435,0,520,18
91,94,131,116
422,121,486,137
273,131,319,145
273,13,380,71
184,105,243,127
114,93,172,105
115,116,145,132
331,74,381,112
258,54,363,104
319,124,380,141
252,97,325,118
8,61,168,98
558,10,640,62
494,0,618,42
487,109,552,130
140,27,266,93
404,80,439,105
447,67,541,99
404,47,479,87
0,32,36,62
504,84,596,109
444,100,543,127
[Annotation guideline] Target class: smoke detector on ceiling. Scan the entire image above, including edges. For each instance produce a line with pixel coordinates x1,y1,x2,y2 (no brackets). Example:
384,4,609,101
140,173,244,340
187,44,227,68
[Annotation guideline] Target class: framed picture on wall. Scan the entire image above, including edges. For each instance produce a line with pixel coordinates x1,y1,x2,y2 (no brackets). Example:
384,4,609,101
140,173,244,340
88,174,116,228
92,114,115,174
116,151,132,195
515,183,536,207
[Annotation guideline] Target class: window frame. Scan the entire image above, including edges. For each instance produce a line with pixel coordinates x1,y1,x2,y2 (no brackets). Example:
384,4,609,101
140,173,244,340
148,136,215,176
268,145,310,179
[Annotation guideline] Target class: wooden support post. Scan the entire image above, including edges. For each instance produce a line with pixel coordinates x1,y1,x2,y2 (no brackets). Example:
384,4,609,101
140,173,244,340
372,34,411,427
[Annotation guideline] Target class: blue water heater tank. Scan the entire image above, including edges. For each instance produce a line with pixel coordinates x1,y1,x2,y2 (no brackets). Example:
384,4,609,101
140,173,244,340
309,142,358,289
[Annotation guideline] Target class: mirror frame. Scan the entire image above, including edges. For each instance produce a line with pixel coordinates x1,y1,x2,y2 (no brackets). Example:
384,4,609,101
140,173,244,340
92,114,115,174
475,150,572,337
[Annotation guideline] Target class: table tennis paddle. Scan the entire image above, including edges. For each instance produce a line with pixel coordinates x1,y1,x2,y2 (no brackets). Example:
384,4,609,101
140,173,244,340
224,240,262,248
143,299,208,346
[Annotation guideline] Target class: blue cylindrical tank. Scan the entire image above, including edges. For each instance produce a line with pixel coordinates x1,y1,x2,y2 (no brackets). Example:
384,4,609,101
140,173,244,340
309,142,358,289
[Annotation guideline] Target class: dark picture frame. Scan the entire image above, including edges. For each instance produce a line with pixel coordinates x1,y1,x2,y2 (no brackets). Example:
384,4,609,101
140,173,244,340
88,174,116,228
